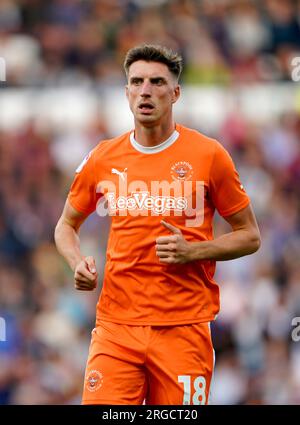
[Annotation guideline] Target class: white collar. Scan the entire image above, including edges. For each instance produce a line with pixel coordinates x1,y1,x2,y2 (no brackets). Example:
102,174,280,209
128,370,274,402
130,129,179,154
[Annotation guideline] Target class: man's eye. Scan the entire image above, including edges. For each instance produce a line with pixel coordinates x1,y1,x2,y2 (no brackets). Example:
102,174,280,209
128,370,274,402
132,79,142,85
153,79,164,85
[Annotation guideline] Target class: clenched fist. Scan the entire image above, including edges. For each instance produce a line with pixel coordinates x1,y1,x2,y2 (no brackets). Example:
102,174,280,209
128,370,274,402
74,256,98,291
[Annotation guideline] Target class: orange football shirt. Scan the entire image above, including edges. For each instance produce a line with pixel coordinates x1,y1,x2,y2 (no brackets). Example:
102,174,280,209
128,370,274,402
68,124,250,325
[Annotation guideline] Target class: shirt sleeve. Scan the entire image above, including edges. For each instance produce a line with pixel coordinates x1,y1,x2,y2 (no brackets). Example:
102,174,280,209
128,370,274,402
209,141,250,217
68,149,99,215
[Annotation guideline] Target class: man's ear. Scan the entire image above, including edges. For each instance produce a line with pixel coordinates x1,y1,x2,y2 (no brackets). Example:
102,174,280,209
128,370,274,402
172,84,181,104
125,84,129,99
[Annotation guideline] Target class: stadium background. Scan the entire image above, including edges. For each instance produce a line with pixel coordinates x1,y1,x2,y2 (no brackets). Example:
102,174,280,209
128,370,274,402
0,0,300,404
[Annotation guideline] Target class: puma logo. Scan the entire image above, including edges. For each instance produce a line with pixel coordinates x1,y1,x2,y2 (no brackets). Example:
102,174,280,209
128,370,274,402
111,168,128,181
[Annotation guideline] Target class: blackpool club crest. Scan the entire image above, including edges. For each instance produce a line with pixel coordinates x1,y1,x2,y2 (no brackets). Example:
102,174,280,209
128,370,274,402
171,161,193,181
85,369,103,392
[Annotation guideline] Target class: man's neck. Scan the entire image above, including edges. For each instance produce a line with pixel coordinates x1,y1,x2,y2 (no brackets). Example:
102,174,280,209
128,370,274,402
133,121,176,147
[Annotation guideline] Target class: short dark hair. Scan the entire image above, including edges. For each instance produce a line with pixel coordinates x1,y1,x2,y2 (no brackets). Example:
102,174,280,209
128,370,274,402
124,44,183,81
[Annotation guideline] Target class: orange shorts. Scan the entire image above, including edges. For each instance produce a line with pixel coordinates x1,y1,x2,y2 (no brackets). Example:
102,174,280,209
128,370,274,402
82,320,215,405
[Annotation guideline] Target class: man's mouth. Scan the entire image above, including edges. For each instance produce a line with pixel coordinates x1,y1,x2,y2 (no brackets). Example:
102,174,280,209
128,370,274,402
138,102,155,113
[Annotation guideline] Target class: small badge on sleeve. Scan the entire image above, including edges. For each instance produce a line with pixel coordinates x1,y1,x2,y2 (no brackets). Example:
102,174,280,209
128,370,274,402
76,151,92,173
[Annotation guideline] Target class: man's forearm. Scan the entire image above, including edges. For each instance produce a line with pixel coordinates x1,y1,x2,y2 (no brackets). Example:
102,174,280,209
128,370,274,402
54,221,84,272
189,229,261,261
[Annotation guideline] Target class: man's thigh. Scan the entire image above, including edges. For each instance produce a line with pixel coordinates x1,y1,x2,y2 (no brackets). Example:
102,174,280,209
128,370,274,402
145,322,214,405
82,321,148,405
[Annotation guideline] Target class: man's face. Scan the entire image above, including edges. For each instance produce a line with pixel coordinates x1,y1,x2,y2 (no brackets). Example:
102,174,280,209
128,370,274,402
126,60,180,126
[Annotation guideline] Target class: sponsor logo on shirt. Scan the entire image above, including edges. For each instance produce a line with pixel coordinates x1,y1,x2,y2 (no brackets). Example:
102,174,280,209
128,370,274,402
106,191,187,215
96,178,206,227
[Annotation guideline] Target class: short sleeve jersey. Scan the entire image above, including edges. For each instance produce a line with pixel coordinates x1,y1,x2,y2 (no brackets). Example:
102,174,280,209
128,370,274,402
68,124,250,325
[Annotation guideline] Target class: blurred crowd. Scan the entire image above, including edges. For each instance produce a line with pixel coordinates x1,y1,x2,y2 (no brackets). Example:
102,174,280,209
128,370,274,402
1,0,300,85
0,0,300,406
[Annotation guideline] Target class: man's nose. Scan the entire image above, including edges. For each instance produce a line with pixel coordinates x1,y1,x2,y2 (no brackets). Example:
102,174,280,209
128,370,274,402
140,81,152,97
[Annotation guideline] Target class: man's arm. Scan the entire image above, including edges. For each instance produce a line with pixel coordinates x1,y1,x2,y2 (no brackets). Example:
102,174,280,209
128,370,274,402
54,199,98,290
156,204,261,264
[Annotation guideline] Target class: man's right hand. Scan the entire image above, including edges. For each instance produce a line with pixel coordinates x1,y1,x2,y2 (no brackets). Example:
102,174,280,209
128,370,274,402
74,256,98,291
